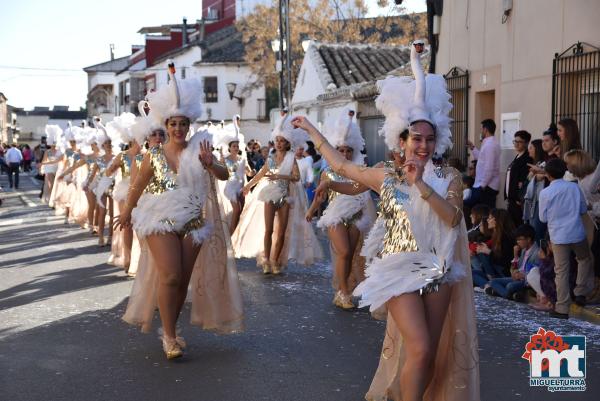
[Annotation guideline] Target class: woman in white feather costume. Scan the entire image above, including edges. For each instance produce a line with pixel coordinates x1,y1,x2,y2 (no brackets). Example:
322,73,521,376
305,109,376,309
89,124,115,247
60,127,101,234
232,115,323,274
292,41,479,401
40,125,63,205
116,62,244,360
213,116,255,234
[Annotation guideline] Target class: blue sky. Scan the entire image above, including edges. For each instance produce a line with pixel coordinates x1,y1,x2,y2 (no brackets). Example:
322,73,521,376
0,0,426,110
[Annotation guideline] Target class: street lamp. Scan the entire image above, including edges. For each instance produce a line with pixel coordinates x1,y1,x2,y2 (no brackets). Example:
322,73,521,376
226,82,245,117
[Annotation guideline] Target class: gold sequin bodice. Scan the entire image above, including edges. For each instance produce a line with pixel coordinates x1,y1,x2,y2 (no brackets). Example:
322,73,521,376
120,152,133,179
225,157,244,183
96,155,112,176
65,149,80,168
146,146,177,194
323,166,351,203
267,154,289,196
379,171,419,255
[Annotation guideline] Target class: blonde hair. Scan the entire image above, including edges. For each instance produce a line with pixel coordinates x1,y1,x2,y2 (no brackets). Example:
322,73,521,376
563,149,597,178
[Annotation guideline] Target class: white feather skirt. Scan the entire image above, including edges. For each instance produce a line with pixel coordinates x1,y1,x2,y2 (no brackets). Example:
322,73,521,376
132,189,212,246
257,182,287,204
113,177,130,203
223,179,243,202
94,176,114,208
360,217,386,262
316,192,376,233
353,251,447,312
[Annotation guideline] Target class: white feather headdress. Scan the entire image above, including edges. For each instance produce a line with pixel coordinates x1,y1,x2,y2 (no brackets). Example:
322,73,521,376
107,112,136,144
375,41,453,156
44,125,63,146
94,123,110,146
147,60,203,122
270,115,309,150
130,100,164,146
63,122,76,141
214,115,245,156
324,108,365,164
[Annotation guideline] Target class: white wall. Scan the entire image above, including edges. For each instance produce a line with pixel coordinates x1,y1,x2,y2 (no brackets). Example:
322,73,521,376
291,48,327,106
88,71,117,92
193,63,266,122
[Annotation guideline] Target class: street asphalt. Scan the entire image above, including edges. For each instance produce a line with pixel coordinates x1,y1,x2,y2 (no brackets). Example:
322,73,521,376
0,172,598,401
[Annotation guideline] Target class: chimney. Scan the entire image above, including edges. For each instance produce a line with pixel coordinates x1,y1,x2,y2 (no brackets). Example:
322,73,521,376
110,44,115,60
182,17,188,47
197,19,205,41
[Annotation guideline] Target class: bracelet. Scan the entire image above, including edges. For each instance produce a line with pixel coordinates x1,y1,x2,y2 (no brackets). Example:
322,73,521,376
420,184,434,200
315,138,326,152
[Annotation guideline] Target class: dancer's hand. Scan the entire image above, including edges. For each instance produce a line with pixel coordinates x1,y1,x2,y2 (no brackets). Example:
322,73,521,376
113,210,131,231
267,173,279,181
402,158,425,186
305,210,314,222
314,180,330,201
291,116,316,133
199,140,214,168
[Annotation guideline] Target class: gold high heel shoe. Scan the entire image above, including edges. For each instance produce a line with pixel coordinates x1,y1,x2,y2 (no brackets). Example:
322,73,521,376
270,261,282,275
334,291,355,310
162,336,183,360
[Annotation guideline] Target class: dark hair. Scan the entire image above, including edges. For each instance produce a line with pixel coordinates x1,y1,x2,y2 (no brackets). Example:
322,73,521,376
489,209,515,254
462,175,474,188
557,118,582,154
544,158,567,179
448,157,464,171
529,139,544,163
481,119,496,135
542,126,560,144
471,204,490,226
514,130,531,143
514,224,536,241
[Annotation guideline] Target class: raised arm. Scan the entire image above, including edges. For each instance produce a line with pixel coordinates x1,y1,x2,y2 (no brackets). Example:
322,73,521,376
292,116,384,192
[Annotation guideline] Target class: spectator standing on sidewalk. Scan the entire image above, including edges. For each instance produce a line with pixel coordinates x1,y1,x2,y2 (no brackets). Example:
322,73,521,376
5,143,23,190
504,130,533,226
22,145,33,172
539,158,595,319
469,119,500,208
523,139,547,242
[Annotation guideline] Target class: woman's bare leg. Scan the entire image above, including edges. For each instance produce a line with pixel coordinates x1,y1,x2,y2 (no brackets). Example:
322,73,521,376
346,225,362,289
229,201,241,235
421,284,452,387
107,196,114,239
271,203,290,264
175,235,202,318
97,195,107,244
263,202,276,262
388,293,432,401
119,200,133,267
85,190,96,230
146,233,182,340
328,224,352,295
387,285,452,401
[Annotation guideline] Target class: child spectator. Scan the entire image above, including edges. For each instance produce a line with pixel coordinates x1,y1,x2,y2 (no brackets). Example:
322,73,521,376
489,224,539,300
530,239,556,311
539,158,594,319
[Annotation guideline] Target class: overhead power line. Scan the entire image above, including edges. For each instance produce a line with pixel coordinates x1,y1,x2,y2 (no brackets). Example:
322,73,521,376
0,65,83,72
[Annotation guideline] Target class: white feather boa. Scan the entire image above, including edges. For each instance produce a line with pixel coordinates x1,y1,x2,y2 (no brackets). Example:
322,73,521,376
132,131,213,245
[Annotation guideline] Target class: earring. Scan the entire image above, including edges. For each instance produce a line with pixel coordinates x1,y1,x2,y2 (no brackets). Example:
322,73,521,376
399,148,405,158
